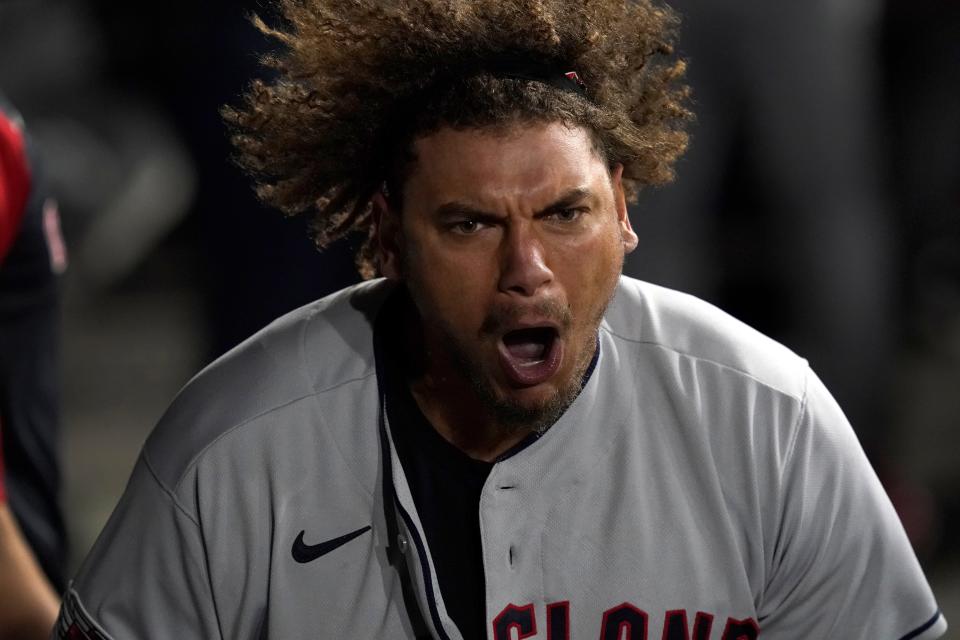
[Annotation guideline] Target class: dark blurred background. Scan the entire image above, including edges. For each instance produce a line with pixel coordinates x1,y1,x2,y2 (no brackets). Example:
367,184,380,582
0,0,957,624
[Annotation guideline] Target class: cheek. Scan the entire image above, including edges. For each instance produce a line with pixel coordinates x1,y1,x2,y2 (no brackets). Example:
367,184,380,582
563,226,624,278
411,229,498,289
403,243,490,331
558,234,623,315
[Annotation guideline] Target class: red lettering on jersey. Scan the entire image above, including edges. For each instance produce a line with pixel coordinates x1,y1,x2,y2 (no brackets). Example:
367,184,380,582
600,602,648,640
663,610,689,640
720,616,759,640
693,613,715,639
493,603,537,640
491,602,750,639
547,601,570,640
662,610,714,640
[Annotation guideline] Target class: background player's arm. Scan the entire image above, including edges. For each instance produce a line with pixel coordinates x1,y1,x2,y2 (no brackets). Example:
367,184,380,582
757,370,945,638
0,501,60,639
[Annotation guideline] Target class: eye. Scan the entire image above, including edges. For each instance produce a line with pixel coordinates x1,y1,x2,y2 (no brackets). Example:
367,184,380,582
547,208,586,223
450,219,485,235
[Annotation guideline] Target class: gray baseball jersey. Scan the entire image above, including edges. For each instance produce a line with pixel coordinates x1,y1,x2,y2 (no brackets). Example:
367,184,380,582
55,276,946,639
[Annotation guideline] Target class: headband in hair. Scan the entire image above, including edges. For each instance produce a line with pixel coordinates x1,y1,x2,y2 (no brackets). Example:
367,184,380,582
484,58,588,97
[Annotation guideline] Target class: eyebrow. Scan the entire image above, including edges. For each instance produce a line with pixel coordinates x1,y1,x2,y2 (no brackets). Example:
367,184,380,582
432,187,594,221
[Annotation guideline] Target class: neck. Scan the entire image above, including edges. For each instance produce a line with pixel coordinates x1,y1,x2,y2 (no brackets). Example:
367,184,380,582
400,303,532,463
409,380,533,463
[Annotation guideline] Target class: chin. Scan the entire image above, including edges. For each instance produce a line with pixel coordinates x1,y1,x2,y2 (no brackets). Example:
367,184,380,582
482,376,581,435
443,325,594,434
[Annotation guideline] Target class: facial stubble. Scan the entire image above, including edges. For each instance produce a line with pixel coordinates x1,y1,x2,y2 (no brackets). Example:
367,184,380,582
413,276,619,438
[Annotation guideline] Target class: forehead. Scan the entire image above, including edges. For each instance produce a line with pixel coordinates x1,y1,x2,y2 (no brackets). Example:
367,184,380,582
403,121,610,208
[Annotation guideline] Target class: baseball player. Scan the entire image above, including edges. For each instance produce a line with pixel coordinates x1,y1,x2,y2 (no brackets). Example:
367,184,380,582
0,95,68,593
56,0,945,638
1,98,62,638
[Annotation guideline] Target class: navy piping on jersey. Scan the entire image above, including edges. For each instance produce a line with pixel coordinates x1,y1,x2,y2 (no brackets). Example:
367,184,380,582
373,297,448,639
376,360,452,639
394,492,454,640
897,610,942,640
377,400,432,639
376,379,452,640
373,304,432,639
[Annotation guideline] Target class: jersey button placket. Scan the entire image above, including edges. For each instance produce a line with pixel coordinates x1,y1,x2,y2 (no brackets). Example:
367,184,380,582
496,480,519,571
482,467,524,605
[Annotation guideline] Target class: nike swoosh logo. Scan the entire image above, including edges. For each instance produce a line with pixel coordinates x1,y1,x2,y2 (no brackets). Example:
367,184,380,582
291,525,372,563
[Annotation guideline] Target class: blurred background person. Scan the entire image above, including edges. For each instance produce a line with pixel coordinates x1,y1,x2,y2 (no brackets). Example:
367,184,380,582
0,0,205,581
0,96,62,639
623,0,893,454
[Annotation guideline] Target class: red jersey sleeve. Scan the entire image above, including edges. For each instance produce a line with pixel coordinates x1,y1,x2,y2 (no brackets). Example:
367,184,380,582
0,110,31,265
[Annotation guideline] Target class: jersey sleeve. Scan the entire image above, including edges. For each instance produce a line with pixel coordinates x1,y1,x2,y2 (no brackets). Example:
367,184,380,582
0,107,30,265
51,453,222,639
757,368,946,639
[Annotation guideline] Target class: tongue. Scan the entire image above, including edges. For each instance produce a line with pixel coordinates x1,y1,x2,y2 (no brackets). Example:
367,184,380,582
498,329,563,386
506,341,546,362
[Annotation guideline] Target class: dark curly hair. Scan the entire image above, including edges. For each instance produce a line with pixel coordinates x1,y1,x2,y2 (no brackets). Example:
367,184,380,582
223,0,691,277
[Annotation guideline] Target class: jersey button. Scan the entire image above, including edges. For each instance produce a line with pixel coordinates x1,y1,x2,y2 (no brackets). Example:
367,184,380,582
397,533,409,555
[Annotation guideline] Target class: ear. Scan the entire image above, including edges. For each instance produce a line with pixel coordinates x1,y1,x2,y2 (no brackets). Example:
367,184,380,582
610,164,638,254
372,191,404,280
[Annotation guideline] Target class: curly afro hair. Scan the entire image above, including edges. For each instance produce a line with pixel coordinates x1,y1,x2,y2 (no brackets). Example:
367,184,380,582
223,0,691,277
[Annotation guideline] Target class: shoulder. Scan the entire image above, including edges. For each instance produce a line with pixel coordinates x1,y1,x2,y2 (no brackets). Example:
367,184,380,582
0,98,30,263
602,276,808,402
143,278,395,490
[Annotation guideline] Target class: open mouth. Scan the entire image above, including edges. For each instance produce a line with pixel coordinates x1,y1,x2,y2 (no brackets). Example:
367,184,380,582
497,327,563,386
502,327,556,364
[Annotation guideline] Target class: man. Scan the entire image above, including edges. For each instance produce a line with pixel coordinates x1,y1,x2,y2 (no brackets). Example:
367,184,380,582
55,0,946,638
1,98,62,639
0,100,68,596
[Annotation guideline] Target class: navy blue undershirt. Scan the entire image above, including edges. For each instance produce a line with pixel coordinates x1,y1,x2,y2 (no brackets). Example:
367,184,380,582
376,289,598,640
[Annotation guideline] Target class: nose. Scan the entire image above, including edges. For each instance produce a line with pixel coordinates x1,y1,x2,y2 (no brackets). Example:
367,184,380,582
497,224,553,297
